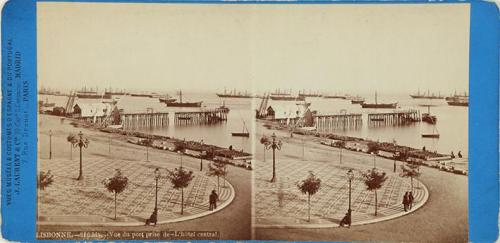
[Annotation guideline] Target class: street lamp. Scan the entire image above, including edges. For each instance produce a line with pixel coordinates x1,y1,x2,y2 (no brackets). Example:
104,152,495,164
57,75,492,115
200,139,204,171
340,109,347,131
153,168,161,221
49,130,53,160
347,169,354,226
73,131,89,180
264,133,282,183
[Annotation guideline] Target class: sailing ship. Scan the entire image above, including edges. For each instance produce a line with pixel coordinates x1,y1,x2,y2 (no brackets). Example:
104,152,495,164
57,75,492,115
360,92,397,109
421,105,437,124
445,91,468,101
323,94,347,99
216,88,253,98
270,95,305,101
270,88,292,96
422,125,440,138
446,91,469,106
130,93,153,98
350,96,365,104
218,100,230,112
447,97,469,107
410,89,444,99
158,95,177,104
231,121,250,137
298,89,322,97
76,91,112,99
165,90,202,107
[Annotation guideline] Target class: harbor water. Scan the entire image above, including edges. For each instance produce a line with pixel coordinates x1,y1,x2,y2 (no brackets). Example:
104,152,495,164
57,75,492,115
40,91,468,159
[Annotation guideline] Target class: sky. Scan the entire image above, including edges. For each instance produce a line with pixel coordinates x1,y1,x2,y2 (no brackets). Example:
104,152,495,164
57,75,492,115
38,3,470,95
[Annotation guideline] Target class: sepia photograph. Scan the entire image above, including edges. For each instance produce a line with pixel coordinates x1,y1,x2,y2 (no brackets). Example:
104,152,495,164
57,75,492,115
36,2,469,241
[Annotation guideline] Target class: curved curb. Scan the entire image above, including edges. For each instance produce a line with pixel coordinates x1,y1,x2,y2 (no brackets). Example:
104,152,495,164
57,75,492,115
254,178,429,229
37,178,236,227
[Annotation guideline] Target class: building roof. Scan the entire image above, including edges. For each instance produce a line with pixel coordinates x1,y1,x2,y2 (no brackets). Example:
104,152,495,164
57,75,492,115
74,102,113,117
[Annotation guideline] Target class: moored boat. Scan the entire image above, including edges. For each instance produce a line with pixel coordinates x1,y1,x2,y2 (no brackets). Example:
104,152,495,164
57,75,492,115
270,95,305,101
360,92,397,109
216,88,253,98
231,121,250,137
165,90,203,108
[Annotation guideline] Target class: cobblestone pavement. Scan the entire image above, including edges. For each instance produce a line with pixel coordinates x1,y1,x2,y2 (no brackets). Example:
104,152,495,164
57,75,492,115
254,158,427,227
38,156,233,225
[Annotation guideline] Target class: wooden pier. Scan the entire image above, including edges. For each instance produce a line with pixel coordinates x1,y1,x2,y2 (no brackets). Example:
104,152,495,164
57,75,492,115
174,108,229,125
121,112,169,129
275,113,363,131
368,110,421,127
315,114,363,131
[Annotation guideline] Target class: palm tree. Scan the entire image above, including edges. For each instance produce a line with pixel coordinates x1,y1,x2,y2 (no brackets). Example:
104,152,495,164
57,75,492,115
260,136,270,162
297,172,321,222
362,168,388,216
66,134,77,160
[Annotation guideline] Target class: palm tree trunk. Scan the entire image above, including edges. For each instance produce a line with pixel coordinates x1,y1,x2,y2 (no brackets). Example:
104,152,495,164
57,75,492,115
374,190,378,216
114,192,117,220
263,146,266,162
70,144,72,160
411,177,414,192
181,188,184,215
308,193,311,222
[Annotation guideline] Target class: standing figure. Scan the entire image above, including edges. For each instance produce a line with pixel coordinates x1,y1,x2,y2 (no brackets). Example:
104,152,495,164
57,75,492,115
451,151,455,159
408,191,414,210
209,190,215,210
339,209,352,227
209,190,218,210
458,151,463,158
402,192,409,212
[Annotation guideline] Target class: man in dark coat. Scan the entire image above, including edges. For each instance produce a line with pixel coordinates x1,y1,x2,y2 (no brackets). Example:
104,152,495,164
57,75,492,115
403,192,409,212
408,191,414,210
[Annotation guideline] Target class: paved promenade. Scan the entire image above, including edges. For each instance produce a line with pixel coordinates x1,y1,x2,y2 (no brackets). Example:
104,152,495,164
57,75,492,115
37,115,251,239
254,158,428,227
254,128,467,242
38,156,234,226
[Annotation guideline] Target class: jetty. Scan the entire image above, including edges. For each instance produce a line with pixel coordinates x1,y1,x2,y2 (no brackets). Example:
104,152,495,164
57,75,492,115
368,110,421,127
274,113,362,131
315,114,363,131
174,108,229,125
121,112,169,129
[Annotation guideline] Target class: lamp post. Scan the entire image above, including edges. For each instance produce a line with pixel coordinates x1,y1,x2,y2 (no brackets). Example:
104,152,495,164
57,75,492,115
74,131,89,180
153,168,161,219
264,133,282,183
340,109,347,131
302,137,305,161
200,139,204,171
49,130,53,160
108,135,111,156
347,169,354,226
339,144,343,164
393,140,398,173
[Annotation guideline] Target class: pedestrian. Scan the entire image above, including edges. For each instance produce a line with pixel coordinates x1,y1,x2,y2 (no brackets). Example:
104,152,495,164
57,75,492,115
402,192,409,212
209,190,216,210
212,190,218,209
339,209,351,227
408,191,414,210
422,146,426,151
451,151,455,159
458,151,462,158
